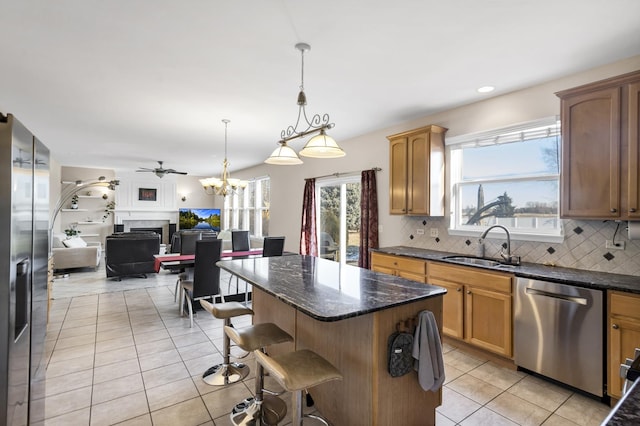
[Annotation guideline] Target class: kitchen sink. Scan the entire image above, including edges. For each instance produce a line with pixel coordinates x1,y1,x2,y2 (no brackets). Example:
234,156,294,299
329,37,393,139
443,256,516,268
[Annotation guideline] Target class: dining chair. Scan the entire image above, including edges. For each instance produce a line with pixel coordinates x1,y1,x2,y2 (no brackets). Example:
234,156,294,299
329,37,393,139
231,230,251,252
262,236,285,257
228,230,251,294
180,232,201,255
180,238,224,327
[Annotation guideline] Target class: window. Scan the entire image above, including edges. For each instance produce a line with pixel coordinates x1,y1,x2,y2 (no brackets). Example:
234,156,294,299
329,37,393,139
316,176,360,265
448,117,562,242
223,176,270,236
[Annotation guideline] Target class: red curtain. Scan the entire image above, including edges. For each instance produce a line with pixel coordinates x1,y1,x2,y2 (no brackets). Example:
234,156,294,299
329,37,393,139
300,178,318,256
359,169,379,268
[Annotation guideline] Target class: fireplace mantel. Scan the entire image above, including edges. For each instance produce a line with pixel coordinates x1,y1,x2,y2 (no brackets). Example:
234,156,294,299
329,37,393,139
114,209,178,224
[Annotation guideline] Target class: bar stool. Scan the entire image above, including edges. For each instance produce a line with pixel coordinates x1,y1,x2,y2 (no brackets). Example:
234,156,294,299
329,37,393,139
200,299,254,386
224,323,293,426
254,349,343,426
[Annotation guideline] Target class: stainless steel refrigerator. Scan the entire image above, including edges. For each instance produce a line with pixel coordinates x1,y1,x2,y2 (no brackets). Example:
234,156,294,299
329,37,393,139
0,113,49,425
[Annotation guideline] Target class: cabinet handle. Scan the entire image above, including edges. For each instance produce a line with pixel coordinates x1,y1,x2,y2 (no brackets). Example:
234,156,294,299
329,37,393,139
610,208,617,213
466,290,471,295
456,288,462,292
612,324,619,329
630,208,637,213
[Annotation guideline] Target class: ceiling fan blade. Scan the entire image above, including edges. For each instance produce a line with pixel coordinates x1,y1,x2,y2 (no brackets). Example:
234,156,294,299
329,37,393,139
136,169,154,172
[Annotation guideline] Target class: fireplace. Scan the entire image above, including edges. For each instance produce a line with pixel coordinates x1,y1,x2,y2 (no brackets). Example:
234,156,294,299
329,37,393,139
114,210,179,246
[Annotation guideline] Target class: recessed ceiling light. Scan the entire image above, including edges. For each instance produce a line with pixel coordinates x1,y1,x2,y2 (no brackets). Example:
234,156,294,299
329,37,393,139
477,86,495,93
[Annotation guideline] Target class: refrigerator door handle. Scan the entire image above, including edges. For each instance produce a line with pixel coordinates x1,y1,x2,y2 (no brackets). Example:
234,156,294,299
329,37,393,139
525,287,588,305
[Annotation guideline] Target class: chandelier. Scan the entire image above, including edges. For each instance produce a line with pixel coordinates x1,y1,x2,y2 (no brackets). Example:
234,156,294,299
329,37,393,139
200,119,248,197
265,42,346,165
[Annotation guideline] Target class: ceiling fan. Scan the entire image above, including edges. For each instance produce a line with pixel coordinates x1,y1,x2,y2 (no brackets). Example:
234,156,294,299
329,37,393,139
136,161,187,178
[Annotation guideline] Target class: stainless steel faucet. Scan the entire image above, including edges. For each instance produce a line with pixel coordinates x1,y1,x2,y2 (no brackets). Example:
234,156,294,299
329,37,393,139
477,225,520,265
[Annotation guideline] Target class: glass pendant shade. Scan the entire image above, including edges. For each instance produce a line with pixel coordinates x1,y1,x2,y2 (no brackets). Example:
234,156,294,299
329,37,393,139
299,130,345,158
265,142,303,165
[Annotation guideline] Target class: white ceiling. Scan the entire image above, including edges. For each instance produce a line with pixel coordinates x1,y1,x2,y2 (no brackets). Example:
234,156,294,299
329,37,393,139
2,0,640,178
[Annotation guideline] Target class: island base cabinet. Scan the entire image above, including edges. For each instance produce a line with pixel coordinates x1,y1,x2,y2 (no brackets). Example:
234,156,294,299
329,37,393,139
252,287,444,426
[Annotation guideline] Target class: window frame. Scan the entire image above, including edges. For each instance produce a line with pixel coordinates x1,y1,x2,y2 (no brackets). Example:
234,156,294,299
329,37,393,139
223,176,270,237
447,117,564,243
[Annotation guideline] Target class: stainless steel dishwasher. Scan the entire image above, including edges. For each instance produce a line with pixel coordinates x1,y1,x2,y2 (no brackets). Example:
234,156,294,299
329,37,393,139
514,278,604,397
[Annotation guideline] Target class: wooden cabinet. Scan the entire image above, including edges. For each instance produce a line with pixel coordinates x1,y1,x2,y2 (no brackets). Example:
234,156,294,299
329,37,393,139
370,252,426,283
427,262,513,357
556,70,640,219
387,125,447,216
608,290,640,399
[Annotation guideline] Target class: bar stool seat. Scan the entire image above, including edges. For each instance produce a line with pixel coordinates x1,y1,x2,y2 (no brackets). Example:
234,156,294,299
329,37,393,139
225,323,293,426
200,300,254,386
254,349,342,425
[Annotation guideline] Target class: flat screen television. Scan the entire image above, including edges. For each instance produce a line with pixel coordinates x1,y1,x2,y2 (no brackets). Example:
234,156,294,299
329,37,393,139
179,208,221,231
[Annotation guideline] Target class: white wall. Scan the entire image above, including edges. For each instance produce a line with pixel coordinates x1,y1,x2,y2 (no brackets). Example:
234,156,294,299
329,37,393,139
232,55,640,275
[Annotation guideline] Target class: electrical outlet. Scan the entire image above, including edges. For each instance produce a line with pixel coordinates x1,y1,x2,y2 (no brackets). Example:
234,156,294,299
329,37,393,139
430,228,439,237
416,229,425,235
606,240,625,250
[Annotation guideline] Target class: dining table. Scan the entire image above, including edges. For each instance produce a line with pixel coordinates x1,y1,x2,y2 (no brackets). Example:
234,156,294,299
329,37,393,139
153,248,265,273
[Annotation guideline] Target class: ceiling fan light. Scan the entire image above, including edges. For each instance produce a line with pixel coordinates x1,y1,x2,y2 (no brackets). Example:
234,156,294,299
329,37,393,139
265,143,303,165
299,131,345,158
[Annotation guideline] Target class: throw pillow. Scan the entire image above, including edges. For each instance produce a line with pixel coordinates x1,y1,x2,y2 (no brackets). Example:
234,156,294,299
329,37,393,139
63,237,88,248
52,233,67,248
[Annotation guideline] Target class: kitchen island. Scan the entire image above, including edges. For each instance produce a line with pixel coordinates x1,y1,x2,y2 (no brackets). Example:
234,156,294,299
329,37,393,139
217,254,446,426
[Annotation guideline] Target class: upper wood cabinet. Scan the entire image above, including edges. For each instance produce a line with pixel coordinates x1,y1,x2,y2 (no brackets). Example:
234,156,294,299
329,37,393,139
387,125,447,216
556,70,640,220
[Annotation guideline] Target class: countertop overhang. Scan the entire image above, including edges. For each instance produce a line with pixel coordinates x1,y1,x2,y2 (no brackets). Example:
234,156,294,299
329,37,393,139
217,254,446,322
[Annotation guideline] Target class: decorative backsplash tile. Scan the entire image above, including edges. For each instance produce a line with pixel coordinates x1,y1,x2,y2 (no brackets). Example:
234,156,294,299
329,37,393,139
400,217,640,277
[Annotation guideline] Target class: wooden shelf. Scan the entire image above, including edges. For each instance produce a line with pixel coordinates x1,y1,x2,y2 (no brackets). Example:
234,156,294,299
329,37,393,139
61,208,88,212
77,221,103,225
78,195,105,199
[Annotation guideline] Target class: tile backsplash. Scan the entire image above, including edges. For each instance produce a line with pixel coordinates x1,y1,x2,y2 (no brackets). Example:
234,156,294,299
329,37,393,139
401,217,640,277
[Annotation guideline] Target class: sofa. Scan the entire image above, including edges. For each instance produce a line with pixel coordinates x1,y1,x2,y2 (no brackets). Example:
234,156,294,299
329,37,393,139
51,233,102,271
105,232,160,280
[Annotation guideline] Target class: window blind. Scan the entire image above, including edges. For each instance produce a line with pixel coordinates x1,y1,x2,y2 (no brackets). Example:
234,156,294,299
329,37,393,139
446,116,560,148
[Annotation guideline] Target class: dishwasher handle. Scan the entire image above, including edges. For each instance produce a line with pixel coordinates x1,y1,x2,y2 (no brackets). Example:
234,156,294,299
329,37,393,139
524,287,588,305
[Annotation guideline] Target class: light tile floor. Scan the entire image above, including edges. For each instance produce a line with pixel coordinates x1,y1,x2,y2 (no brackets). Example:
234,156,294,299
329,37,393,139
41,263,613,425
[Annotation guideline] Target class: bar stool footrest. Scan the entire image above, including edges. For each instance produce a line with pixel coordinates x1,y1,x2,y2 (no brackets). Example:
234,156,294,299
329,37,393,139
202,362,249,386
230,394,287,426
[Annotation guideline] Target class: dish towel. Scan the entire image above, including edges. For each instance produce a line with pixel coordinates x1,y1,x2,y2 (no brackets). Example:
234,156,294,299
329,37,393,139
412,310,445,391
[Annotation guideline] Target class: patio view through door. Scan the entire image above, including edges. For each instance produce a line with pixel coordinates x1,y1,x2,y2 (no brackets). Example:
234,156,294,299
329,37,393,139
316,176,360,265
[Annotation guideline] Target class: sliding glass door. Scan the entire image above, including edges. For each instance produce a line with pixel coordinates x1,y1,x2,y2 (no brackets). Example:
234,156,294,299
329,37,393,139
316,176,360,265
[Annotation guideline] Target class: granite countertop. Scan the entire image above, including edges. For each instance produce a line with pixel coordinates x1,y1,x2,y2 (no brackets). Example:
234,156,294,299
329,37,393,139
217,254,446,322
603,380,640,425
373,246,640,294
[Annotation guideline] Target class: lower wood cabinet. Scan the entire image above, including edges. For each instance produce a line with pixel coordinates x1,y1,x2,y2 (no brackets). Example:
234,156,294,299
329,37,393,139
370,252,426,283
608,290,640,399
427,262,514,358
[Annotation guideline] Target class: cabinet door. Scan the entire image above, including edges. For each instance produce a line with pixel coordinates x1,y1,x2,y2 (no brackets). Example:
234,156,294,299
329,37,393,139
371,265,396,276
608,316,640,399
465,285,512,357
407,132,429,215
389,138,408,214
627,82,640,218
429,278,463,339
560,87,621,218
